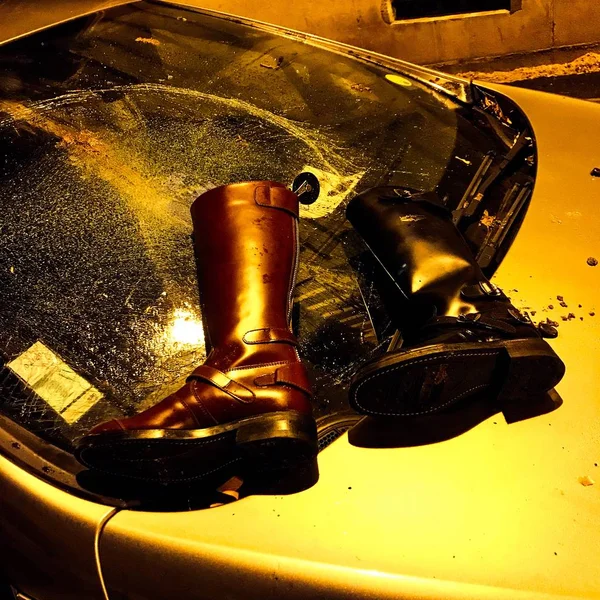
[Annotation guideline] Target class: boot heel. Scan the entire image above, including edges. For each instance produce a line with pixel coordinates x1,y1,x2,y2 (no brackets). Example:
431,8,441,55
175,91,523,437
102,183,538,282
498,338,565,417
236,411,318,472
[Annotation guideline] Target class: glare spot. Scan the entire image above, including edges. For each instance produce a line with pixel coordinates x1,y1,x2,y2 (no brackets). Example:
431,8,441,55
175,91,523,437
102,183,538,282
168,308,205,346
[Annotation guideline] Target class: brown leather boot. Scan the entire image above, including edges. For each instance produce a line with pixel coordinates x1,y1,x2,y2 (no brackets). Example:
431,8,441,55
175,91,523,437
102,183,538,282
76,181,317,484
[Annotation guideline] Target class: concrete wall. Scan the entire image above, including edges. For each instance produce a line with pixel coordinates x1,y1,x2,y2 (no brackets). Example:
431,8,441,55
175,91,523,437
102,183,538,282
173,0,600,64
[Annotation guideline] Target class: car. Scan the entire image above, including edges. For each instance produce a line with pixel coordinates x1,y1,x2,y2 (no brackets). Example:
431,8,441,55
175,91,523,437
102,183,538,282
1,1,599,599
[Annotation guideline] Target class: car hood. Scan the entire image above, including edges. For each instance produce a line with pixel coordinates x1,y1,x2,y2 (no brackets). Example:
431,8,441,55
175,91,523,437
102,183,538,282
0,0,134,46
1,4,599,599
98,86,600,599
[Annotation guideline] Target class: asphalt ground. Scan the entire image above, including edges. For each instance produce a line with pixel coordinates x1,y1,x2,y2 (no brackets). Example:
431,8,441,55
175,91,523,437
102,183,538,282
437,43,600,103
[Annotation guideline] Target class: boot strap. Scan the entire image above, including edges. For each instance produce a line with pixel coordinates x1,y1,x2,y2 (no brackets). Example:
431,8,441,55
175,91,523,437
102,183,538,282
254,363,312,396
255,185,299,218
188,365,255,403
242,327,298,346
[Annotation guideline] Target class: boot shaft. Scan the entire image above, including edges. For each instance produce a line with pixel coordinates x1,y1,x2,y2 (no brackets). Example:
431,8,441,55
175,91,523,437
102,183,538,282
347,188,496,319
346,187,539,344
191,181,299,369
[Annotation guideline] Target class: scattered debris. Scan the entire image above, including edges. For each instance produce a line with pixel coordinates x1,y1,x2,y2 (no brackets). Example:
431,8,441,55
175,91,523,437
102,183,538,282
579,475,595,487
260,55,283,70
9,266,14,274
480,210,495,227
557,295,564,302
590,311,596,317
591,167,600,178
544,318,559,328
398,214,427,223
350,83,372,93
479,92,512,124
559,301,568,308
548,304,554,310
177,16,187,21
455,156,472,166
530,310,536,316
135,37,161,46
587,256,598,267
458,51,600,84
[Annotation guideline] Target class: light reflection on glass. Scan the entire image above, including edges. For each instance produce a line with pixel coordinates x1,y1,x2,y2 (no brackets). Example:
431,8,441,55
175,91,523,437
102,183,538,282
132,304,207,412
167,307,205,347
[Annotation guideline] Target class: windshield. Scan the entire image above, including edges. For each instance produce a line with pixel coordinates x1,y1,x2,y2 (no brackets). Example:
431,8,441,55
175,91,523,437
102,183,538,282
0,2,515,458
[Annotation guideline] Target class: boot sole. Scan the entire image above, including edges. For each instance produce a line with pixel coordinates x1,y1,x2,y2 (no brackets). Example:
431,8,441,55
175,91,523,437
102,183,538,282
349,338,565,418
76,411,318,484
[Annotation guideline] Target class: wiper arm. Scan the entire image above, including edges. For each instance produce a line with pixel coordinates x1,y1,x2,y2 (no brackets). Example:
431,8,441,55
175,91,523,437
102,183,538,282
476,182,532,268
452,130,532,226
452,152,494,224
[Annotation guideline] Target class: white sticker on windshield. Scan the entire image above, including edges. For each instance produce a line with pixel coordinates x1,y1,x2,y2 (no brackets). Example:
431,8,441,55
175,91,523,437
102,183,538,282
7,341,102,424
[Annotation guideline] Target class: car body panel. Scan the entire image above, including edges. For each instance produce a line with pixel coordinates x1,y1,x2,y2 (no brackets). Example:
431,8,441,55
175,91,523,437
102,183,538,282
0,451,114,600
0,0,136,47
98,88,600,600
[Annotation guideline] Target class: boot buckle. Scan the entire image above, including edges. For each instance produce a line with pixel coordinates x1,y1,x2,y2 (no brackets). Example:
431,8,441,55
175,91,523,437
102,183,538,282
480,281,502,296
458,312,482,323
254,363,312,396
508,307,532,324
460,281,504,300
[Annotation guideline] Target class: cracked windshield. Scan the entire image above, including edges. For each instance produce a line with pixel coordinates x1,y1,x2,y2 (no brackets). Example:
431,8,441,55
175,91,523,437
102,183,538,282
0,1,499,457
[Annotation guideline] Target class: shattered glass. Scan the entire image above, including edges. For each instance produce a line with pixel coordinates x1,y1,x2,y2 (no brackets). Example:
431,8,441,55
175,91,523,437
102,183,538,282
0,2,507,455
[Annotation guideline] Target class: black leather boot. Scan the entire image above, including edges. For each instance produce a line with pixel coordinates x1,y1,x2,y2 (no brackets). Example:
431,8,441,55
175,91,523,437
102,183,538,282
346,187,565,417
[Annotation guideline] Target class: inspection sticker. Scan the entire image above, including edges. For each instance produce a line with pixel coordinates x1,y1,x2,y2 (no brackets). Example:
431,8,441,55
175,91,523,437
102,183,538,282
7,341,103,424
